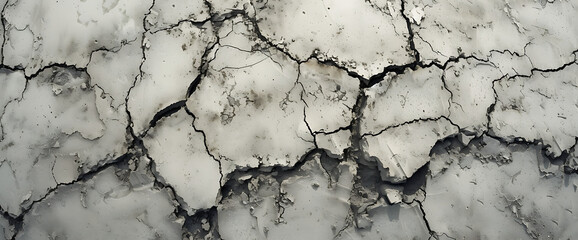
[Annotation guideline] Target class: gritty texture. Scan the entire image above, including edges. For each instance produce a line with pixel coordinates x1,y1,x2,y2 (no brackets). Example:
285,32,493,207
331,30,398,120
1,0,577,239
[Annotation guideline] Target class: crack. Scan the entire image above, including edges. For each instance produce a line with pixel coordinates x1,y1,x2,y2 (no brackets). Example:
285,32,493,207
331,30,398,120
437,233,458,240
276,181,287,224
146,100,187,131
484,51,578,159
427,134,549,238
214,56,270,72
479,129,575,169
0,34,133,81
0,70,26,143
362,116,447,137
128,91,222,239
440,69,459,115
182,206,221,240
343,87,367,162
6,151,134,239
416,199,435,238
487,42,532,59
218,148,327,205
296,65,318,148
92,83,125,111
313,125,352,136
0,206,17,240
124,0,156,139
400,0,420,63
1,58,140,234
485,74,502,138
0,0,10,64
148,18,212,35
333,210,354,239
503,195,539,239
302,107,318,148
240,1,496,92
415,32,448,59
309,56,367,86
245,3,304,65
360,50,491,89
563,138,578,175
502,53,578,80
324,86,370,239
5,1,578,238
124,8,262,210
1,62,87,81
183,17,226,100
145,153,221,239
0,32,136,80
183,107,225,187
215,148,331,235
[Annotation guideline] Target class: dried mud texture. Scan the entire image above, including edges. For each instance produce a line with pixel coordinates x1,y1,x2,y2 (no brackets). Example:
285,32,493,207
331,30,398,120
1,0,578,239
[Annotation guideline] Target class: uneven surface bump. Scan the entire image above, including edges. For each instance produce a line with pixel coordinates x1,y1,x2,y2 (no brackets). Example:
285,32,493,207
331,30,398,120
1,0,578,239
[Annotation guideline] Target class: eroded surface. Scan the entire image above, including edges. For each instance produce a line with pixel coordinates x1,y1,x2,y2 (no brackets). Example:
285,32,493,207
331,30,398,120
1,0,578,239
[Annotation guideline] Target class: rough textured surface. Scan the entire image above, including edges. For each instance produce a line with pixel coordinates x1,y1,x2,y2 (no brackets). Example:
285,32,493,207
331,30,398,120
1,0,578,239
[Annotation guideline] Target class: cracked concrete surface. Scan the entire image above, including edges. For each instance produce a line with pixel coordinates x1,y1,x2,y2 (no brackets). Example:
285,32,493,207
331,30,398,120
1,0,578,239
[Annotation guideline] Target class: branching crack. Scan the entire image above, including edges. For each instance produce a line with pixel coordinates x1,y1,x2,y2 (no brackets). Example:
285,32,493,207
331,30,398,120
363,116,447,137
183,107,225,187
4,1,578,239
5,152,134,240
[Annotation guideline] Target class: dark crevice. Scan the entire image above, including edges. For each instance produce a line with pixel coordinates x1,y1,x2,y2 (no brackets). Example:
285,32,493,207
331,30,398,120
215,148,329,232
402,163,429,195
313,125,352,136
563,138,578,175
243,0,493,92
0,0,10,64
362,53,493,89
416,199,435,238
0,206,17,240
319,153,341,185
6,151,135,239
186,74,203,98
1,34,144,237
218,148,327,205
2,55,146,237
124,0,156,139
183,207,221,240
419,131,578,238
146,153,221,239
147,100,187,130
484,54,578,161
400,0,419,64
343,88,367,163
216,148,332,229
183,27,220,99
0,35,136,81
311,57,368,86
484,131,576,166
4,1,578,238
502,54,578,80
